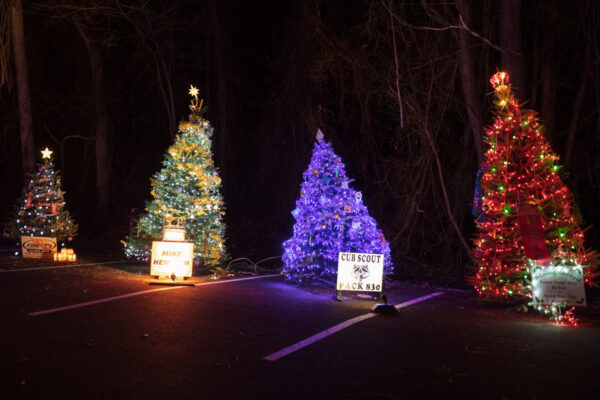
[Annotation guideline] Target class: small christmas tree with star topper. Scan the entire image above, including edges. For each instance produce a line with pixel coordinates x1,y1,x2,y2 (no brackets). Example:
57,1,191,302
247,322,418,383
282,129,393,283
471,71,597,300
5,147,78,241
123,86,228,270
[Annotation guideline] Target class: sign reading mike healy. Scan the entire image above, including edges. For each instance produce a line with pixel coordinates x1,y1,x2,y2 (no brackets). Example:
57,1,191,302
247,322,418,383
21,236,57,259
150,241,194,278
337,252,384,292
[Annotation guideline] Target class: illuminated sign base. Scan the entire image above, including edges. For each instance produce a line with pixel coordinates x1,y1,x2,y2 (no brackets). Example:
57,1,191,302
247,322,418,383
371,300,397,314
150,241,194,279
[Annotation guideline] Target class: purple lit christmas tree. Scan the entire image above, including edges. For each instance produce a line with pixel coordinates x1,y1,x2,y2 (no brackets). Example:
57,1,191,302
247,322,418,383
282,129,393,283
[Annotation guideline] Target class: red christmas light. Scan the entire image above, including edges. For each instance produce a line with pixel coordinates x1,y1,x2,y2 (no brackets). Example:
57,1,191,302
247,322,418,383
471,71,596,299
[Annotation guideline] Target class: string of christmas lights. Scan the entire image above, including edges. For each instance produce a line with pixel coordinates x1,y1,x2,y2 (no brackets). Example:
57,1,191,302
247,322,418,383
471,72,596,307
282,129,393,283
123,86,227,270
6,148,78,242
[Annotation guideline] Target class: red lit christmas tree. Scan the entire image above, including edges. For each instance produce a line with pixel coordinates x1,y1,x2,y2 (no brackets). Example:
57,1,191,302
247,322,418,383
471,71,596,299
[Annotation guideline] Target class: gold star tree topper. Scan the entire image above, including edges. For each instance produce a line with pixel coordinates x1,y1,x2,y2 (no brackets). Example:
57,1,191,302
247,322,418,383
188,85,204,115
41,147,53,159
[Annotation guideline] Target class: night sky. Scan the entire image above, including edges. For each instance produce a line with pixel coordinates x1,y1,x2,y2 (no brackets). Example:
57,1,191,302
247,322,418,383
2,0,599,283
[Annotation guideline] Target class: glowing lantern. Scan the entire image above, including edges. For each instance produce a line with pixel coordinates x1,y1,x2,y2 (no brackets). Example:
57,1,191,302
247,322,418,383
54,247,76,262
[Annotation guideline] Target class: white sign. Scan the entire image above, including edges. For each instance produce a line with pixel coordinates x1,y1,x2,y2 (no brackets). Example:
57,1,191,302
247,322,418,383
150,241,194,278
531,262,587,306
336,252,384,292
21,236,57,259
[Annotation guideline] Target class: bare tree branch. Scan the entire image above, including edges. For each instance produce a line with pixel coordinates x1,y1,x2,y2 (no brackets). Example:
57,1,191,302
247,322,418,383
381,0,505,53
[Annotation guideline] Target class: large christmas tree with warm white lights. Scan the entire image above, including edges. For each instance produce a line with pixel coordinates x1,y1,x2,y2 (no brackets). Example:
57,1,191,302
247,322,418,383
282,129,393,283
123,86,227,269
6,148,78,241
471,71,596,298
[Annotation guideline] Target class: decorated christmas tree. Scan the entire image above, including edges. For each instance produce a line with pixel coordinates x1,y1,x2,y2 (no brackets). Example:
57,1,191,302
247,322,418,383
471,71,596,299
282,129,393,283
123,86,227,269
6,148,78,241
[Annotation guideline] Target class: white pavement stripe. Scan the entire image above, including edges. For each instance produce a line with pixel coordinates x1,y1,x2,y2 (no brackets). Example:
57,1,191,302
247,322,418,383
263,313,378,361
263,291,444,362
194,274,281,286
28,274,281,317
394,291,444,310
28,286,184,316
0,260,135,273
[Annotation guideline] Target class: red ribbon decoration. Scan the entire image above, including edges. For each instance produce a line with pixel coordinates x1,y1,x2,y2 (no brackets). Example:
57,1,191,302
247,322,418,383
25,193,33,208
517,203,551,265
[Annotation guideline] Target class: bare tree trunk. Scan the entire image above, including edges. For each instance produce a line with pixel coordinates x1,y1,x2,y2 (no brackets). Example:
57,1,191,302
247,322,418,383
538,1,558,143
209,0,233,179
564,44,591,167
76,22,110,220
594,8,600,144
210,0,227,159
114,0,177,138
499,0,527,99
10,0,34,178
422,115,477,266
456,0,484,165
387,0,404,129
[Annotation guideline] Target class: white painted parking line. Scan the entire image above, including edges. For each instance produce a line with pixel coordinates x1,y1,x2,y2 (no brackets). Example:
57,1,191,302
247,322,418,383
194,274,281,286
393,291,444,309
263,292,444,361
28,274,281,317
28,286,185,316
0,260,136,273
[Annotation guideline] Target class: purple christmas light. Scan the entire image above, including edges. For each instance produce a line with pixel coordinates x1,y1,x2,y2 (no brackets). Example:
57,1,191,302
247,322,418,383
282,129,393,283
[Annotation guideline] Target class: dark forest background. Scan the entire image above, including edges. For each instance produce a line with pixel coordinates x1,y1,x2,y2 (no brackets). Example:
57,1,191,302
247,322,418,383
2,0,600,285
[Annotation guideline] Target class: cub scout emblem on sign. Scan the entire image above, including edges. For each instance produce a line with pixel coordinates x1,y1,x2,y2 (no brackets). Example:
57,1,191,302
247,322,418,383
352,264,370,282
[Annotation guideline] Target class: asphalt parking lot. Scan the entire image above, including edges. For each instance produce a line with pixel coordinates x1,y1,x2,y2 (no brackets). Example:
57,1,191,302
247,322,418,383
2,260,600,399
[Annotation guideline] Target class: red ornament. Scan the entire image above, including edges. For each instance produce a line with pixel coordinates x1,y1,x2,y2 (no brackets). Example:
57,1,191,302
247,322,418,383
51,203,59,215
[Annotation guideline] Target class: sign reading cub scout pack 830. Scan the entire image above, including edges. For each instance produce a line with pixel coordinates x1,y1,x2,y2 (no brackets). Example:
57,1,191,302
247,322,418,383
150,241,194,278
21,236,57,259
336,252,384,292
